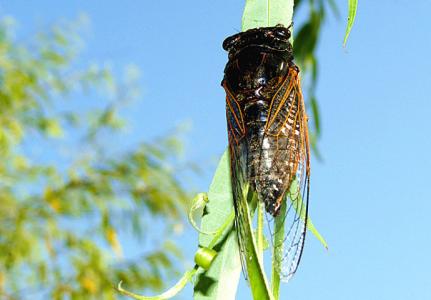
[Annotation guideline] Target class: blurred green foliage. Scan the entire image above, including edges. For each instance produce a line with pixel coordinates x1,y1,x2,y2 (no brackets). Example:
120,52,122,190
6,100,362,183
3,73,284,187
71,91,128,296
0,16,190,300
294,0,339,159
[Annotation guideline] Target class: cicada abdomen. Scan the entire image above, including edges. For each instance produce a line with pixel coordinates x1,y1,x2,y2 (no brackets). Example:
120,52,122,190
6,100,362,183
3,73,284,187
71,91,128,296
222,25,311,281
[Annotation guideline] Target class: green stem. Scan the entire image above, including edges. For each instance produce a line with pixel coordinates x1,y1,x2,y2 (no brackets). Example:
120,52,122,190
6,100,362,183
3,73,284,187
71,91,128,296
208,211,235,249
242,188,274,300
189,192,233,235
117,267,199,300
271,201,286,300
256,201,265,262
118,210,235,300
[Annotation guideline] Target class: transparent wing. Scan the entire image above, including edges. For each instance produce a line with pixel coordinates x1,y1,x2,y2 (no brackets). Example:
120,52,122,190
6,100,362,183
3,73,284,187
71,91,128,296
224,83,251,279
224,67,310,283
264,68,311,281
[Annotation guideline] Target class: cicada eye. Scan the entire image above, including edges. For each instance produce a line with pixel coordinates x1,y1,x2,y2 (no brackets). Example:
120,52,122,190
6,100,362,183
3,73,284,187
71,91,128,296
257,77,266,85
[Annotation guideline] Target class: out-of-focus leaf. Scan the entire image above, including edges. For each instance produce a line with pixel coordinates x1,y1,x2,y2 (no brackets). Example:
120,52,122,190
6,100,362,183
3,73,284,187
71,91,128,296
45,119,64,137
105,227,123,257
326,0,340,18
310,96,321,137
293,10,321,65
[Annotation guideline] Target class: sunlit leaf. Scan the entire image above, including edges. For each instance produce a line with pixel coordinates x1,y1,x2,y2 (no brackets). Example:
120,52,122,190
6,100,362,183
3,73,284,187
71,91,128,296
242,0,294,31
194,151,241,300
343,0,358,46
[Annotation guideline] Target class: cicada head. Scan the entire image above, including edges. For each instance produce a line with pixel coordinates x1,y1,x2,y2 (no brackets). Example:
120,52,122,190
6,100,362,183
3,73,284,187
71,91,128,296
222,26,295,103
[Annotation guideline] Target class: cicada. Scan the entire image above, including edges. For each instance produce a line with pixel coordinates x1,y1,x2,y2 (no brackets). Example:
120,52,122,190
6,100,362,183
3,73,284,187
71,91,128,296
222,25,310,281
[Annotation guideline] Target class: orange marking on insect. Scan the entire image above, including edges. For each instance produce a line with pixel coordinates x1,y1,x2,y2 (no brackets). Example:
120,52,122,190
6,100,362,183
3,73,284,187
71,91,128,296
265,74,294,130
223,82,246,134
274,87,301,138
265,68,299,132
227,113,245,146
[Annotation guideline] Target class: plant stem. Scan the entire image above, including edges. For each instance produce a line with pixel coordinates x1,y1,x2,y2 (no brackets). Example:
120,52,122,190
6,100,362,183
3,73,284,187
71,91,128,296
271,201,286,300
256,200,265,262
242,188,273,300
117,267,199,300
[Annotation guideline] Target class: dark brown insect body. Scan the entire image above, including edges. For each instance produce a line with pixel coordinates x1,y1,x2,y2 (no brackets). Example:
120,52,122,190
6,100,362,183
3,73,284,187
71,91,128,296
222,25,310,217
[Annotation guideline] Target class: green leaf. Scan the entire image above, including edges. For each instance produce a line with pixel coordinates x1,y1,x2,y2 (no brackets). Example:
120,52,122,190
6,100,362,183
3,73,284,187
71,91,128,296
195,152,273,300
242,0,294,31
194,150,241,300
306,214,328,249
43,118,64,137
343,0,358,47
293,10,321,65
236,186,274,300
327,0,341,18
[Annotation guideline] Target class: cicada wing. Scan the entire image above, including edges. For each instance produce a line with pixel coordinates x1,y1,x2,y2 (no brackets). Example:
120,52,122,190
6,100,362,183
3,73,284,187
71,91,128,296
263,68,311,281
225,83,252,279
271,164,309,282
228,140,251,279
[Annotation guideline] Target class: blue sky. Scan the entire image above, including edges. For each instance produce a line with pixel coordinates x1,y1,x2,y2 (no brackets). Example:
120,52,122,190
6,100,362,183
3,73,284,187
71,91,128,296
2,1,431,299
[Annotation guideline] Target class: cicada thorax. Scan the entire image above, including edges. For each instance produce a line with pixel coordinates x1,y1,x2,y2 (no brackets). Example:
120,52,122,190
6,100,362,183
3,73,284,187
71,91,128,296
222,26,304,217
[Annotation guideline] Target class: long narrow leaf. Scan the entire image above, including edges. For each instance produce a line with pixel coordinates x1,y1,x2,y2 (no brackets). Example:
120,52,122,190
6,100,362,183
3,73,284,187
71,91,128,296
343,0,358,46
271,201,287,300
289,180,328,249
240,187,274,300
